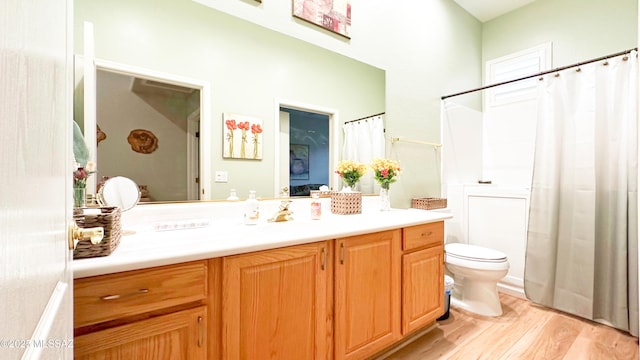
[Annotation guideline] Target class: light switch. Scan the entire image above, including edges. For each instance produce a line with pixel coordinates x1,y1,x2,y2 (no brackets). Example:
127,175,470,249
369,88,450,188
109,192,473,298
215,171,228,183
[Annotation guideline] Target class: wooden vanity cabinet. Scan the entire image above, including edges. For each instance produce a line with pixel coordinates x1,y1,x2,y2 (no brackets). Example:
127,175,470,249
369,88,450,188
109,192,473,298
401,222,445,335
334,229,402,360
221,241,332,360
73,260,209,359
73,221,445,360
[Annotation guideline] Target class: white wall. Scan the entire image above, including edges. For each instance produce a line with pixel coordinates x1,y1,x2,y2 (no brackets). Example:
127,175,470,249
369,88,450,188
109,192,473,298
482,99,538,187
96,71,189,201
441,101,483,188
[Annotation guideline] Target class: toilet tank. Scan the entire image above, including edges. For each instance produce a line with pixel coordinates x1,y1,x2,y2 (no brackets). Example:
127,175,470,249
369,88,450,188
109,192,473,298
464,185,530,288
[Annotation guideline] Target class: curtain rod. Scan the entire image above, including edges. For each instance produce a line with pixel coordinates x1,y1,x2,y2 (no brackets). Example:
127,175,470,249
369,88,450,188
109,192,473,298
441,47,638,100
344,112,385,124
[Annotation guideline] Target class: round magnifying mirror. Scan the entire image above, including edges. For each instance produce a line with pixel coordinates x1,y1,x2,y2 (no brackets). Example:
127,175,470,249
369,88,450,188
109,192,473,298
98,176,141,211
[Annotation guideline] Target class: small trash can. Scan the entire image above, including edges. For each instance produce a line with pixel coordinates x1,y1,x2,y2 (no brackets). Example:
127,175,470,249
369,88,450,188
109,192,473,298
437,275,455,321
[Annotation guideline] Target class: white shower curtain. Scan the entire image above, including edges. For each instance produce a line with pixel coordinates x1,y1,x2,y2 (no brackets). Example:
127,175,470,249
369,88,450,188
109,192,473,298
342,115,385,193
525,51,639,335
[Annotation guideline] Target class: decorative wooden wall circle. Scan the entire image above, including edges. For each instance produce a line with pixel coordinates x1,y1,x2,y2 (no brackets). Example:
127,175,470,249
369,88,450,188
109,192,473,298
96,124,107,145
127,129,158,154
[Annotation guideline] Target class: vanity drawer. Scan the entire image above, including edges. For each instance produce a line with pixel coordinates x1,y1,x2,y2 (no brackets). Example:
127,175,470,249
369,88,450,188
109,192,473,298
74,260,208,328
402,222,444,251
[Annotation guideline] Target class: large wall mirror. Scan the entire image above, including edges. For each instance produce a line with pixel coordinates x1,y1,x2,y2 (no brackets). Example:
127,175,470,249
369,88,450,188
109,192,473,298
74,0,385,202
97,71,199,202
94,62,210,202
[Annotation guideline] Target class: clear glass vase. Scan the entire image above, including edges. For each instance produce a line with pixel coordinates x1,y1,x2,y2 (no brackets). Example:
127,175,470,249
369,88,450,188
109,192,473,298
380,187,390,211
343,182,358,192
73,186,86,208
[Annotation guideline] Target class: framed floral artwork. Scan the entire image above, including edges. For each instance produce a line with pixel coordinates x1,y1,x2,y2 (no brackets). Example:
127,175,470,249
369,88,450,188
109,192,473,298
292,0,351,38
223,113,263,160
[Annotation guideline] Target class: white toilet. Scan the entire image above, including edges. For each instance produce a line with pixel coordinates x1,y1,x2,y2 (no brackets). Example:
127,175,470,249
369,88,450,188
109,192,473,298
444,242,509,317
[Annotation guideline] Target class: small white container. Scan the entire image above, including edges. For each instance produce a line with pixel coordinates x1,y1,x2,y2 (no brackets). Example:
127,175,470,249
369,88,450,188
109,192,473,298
227,189,239,201
244,190,259,225
310,192,321,220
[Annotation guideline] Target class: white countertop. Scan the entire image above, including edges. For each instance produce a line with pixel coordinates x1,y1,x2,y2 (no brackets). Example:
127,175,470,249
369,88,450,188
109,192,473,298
73,198,451,279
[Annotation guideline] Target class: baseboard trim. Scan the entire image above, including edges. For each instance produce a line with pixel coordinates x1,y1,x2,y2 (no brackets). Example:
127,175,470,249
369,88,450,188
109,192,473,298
498,281,526,299
369,322,438,360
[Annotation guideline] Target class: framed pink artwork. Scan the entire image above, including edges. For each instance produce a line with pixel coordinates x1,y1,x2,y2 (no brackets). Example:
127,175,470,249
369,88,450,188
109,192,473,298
292,0,351,38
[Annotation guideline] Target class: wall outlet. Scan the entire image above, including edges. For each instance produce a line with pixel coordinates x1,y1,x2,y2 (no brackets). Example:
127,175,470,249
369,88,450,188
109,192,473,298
215,171,228,183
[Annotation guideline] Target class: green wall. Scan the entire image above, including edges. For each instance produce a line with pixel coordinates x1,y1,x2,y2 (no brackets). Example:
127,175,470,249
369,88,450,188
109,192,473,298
75,0,637,207
74,0,385,199
192,0,485,206
483,0,637,70
377,1,482,205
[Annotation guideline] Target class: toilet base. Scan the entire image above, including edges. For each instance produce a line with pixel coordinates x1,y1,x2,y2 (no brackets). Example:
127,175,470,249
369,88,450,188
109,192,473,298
450,280,503,317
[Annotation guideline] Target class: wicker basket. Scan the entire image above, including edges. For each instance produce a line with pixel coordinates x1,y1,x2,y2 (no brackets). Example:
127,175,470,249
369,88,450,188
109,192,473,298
411,197,447,210
73,206,122,259
331,191,362,215
310,190,332,198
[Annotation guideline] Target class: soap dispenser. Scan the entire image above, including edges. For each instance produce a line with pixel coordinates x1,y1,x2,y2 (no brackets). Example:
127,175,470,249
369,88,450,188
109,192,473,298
244,190,259,225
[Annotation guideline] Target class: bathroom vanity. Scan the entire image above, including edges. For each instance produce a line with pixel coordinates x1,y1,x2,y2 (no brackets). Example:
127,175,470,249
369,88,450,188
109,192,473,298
72,200,449,359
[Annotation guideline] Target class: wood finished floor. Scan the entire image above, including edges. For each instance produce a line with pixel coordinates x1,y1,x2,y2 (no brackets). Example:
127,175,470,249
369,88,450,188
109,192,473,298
384,293,638,360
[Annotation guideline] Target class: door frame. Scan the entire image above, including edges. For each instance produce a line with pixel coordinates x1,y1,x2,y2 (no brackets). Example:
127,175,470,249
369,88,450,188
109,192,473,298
274,99,340,197
187,108,200,200
85,58,213,200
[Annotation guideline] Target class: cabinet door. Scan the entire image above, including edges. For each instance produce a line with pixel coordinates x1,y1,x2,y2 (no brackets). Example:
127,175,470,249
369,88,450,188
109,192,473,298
222,242,331,360
74,306,207,359
335,230,402,360
402,245,444,334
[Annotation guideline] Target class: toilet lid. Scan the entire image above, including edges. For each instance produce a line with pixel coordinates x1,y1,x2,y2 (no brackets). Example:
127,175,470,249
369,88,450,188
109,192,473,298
445,243,507,263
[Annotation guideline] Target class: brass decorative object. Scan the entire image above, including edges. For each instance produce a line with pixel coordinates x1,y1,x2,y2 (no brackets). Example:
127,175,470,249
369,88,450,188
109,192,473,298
268,200,294,222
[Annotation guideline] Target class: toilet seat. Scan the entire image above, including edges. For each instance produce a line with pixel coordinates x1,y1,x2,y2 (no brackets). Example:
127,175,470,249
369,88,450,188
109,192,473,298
445,243,507,262
445,243,509,271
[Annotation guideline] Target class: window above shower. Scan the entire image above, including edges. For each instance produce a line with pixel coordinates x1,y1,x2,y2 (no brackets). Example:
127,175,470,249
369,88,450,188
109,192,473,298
485,42,552,108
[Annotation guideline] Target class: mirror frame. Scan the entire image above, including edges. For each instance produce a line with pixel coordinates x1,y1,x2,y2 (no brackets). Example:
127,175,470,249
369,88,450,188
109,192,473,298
85,58,213,200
